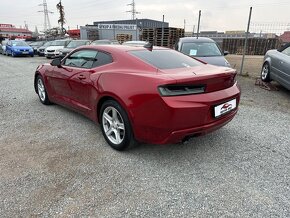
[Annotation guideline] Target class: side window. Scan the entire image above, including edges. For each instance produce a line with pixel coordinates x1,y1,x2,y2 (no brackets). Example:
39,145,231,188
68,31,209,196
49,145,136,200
281,47,290,56
63,50,98,69
92,51,113,68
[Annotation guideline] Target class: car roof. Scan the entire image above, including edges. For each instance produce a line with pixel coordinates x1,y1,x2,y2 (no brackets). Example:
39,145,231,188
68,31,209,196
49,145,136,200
11,40,26,42
68,40,90,42
53,39,71,41
93,39,113,42
179,37,215,43
77,44,169,53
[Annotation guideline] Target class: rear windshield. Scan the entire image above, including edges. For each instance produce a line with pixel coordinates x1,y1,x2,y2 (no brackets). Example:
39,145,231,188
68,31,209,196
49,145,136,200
129,49,202,69
181,42,222,57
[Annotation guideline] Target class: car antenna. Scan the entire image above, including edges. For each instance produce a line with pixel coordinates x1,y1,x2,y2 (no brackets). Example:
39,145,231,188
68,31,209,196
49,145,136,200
143,42,153,51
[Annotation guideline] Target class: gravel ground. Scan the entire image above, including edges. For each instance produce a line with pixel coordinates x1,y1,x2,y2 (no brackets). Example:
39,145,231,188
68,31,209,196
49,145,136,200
226,55,264,77
0,55,290,217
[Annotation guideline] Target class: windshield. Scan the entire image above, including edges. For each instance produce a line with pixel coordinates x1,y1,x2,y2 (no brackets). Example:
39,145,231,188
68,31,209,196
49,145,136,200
50,40,68,46
43,41,52,47
66,41,88,48
12,41,29,47
129,49,202,69
30,41,44,46
181,42,222,57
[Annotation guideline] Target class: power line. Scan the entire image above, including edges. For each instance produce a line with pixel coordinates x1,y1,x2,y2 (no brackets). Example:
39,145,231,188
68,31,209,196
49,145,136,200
38,0,53,32
126,0,140,20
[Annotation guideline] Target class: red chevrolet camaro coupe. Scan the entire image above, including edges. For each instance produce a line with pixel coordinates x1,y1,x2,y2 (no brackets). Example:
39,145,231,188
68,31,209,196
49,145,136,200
34,45,240,150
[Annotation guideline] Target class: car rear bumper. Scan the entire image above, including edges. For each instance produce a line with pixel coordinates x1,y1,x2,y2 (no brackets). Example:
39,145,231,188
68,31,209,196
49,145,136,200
158,109,237,144
132,83,241,144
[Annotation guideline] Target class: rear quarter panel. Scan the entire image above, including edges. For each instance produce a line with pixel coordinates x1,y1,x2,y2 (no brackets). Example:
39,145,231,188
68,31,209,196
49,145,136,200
97,71,175,139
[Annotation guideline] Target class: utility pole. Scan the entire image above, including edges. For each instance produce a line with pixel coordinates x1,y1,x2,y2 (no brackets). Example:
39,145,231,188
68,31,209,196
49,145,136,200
56,0,65,36
240,7,252,75
126,0,140,20
184,19,186,32
196,10,201,38
136,18,138,40
38,0,53,32
24,21,28,30
161,15,164,47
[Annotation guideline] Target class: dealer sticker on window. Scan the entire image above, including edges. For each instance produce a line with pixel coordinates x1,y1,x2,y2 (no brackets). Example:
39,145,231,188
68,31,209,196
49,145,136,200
214,99,236,117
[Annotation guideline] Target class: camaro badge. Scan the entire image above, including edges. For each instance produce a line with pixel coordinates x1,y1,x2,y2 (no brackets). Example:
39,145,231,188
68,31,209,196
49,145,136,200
220,103,233,114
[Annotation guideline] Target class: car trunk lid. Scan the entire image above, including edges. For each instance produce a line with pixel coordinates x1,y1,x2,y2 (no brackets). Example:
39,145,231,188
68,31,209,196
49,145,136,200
159,65,237,93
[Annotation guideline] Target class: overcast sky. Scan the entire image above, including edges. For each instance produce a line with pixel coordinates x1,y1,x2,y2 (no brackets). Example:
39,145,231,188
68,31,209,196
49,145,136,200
1,0,290,34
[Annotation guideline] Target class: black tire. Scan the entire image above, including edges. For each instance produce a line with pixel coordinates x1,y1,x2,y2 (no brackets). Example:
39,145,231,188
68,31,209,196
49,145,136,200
31,54,34,57
261,62,271,82
36,75,51,105
100,100,135,151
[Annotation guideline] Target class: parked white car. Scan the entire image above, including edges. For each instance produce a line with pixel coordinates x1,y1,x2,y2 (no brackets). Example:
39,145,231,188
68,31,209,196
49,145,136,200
44,40,71,58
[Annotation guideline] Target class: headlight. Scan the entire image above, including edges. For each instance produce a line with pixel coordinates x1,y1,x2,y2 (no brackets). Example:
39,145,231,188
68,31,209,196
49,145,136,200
158,84,206,96
14,48,19,52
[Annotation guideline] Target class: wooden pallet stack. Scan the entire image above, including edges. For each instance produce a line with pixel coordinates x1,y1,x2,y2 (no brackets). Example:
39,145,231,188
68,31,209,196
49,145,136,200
116,34,132,44
141,27,184,48
141,28,155,44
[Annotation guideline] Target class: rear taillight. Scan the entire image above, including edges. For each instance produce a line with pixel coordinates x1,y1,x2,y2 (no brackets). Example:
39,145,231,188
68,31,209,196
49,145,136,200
158,84,205,96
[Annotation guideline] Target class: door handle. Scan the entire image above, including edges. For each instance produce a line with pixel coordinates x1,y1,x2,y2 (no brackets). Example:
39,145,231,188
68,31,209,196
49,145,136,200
280,61,284,64
77,74,86,80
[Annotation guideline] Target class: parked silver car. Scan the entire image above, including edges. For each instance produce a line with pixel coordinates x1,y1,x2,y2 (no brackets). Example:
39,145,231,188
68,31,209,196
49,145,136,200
175,37,231,67
37,41,52,56
59,40,91,58
261,43,290,90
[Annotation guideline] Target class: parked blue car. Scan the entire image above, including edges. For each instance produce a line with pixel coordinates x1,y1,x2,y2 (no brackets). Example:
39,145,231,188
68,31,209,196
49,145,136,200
5,40,34,57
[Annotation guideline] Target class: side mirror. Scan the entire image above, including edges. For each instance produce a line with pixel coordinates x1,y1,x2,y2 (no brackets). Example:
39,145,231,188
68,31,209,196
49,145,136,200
51,58,62,67
224,51,229,56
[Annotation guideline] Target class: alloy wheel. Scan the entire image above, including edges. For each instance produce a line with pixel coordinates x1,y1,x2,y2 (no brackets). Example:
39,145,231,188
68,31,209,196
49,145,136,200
37,78,46,102
102,106,125,145
261,64,269,80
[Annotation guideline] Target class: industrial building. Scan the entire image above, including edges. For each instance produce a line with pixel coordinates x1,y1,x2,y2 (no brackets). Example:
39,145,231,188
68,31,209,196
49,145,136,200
0,24,32,41
80,19,169,42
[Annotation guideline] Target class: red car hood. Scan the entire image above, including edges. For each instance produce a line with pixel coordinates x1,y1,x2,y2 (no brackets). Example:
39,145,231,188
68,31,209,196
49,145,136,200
158,65,237,93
